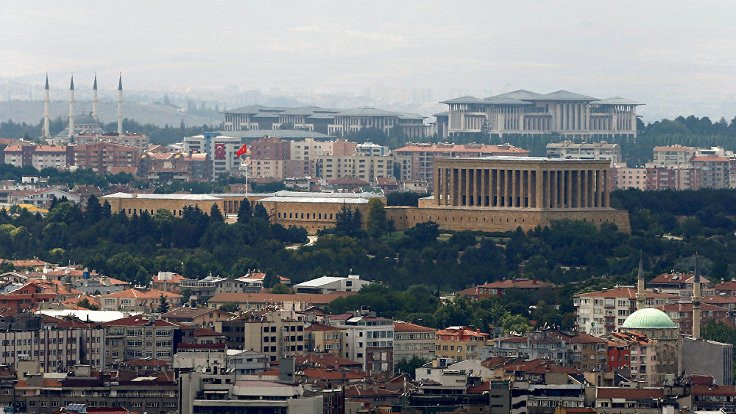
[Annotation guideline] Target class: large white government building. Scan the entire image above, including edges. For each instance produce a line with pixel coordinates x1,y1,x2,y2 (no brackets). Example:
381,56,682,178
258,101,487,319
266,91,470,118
436,90,642,139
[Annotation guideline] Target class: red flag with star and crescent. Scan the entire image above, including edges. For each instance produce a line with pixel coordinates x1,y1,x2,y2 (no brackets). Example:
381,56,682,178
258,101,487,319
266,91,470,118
236,143,248,157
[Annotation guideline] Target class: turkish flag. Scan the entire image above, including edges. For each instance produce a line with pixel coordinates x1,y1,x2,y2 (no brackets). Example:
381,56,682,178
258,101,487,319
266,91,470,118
236,143,248,157
214,143,226,160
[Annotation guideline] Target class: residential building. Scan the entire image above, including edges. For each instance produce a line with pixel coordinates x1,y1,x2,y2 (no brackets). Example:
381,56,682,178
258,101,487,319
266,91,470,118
0,314,104,372
574,287,678,336
74,142,141,174
594,387,666,413
328,313,394,375
682,337,733,386
183,133,244,178
546,141,621,164
441,90,642,139
208,292,352,312
294,275,371,294
459,278,554,299
435,326,488,362
3,144,74,170
15,366,178,414
648,271,714,299
315,153,393,183
216,309,306,362
393,142,528,183
613,165,647,190
102,315,178,368
651,145,698,167
657,302,729,335
161,307,235,328
356,142,389,156
393,321,437,362
74,132,149,149
98,288,181,312
692,155,731,189
179,367,325,414
305,323,345,355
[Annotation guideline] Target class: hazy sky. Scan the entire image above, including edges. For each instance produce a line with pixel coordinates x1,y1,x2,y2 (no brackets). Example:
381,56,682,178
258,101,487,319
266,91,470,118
2,0,736,119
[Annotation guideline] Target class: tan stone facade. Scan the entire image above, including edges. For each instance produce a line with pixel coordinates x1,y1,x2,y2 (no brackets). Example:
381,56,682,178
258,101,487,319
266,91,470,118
387,157,630,233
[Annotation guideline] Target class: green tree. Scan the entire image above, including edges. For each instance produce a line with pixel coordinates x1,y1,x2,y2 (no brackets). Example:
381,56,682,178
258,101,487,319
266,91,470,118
77,298,99,310
395,355,427,378
237,198,253,223
270,283,293,294
254,203,269,220
157,294,171,313
210,204,224,222
366,199,388,238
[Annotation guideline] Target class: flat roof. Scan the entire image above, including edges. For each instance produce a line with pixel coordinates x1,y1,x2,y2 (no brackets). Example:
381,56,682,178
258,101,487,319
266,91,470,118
260,196,370,204
102,192,221,201
445,155,611,163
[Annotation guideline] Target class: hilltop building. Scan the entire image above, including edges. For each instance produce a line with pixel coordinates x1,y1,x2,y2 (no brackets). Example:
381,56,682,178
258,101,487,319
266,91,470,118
439,90,643,139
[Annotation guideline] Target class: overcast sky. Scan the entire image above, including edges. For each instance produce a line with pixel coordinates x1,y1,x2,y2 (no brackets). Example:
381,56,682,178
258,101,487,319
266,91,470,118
2,0,735,119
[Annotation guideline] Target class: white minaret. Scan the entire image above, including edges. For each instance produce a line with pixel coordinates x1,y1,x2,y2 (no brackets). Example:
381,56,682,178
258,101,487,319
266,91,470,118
692,254,702,339
636,251,646,311
92,74,98,120
43,74,50,138
68,75,75,139
117,74,123,135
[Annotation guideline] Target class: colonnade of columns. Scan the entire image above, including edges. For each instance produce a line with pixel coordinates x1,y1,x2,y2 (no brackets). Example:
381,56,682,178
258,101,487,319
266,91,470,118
433,166,610,209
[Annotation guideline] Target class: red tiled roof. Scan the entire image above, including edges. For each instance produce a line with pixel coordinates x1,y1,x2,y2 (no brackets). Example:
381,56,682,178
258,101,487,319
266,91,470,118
649,272,710,285
657,303,728,312
715,281,736,291
209,291,353,304
704,296,736,304
300,368,365,381
305,324,343,332
101,288,180,300
576,287,676,299
296,354,361,368
394,321,436,333
692,384,736,397
103,315,177,327
476,279,554,290
596,387,664,400
692,156,730,163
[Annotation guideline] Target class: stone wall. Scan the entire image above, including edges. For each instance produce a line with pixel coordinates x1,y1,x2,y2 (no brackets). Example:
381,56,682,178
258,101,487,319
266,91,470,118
386,206,630,234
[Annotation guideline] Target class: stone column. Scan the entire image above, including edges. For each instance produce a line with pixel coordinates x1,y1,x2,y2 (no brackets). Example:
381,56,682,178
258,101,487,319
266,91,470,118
507,169,513,207
451,168,458,206
441,168,448,206
535,170,542,208
550,170,556,208
566,170,572,209
495,169,501,207
595,169,602,208
604,169,611,207
477,169,482,206
482,168,489,207
434,167,441,205
463,168,471,206
575,170,581,208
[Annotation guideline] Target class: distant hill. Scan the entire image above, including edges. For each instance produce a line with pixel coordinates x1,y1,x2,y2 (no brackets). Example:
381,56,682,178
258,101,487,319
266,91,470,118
0,100,222,127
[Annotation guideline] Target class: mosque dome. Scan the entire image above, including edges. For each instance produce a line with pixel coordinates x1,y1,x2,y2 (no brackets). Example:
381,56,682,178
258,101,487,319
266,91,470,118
621,308,676,329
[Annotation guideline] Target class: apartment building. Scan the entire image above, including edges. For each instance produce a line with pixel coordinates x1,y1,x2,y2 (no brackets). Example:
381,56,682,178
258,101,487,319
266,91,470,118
3,144,74,170
574,287,678,336
99,288,181,312
183,134,244,178
102,315,178,368
613,165,647,190
305,323,345,355
393,142,528,184
435,326,488,362
218,309,306,363
316,153,393,183
652,145,698,166
75,133,149,149
0,315,104,372
546,141,621,164
328,313,394,375
393,321,436,362
74,142,141,173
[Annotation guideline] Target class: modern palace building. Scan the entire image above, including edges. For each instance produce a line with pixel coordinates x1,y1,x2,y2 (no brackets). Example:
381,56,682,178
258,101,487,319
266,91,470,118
437,90,643,139
222,105,428,138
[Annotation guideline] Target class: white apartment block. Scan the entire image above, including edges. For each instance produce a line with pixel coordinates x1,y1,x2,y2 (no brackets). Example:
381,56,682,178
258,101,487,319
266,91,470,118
574,287,677,336
614,165,647,190
184,134,243,178
652,145,698,166
329,314,394,376
546,141,621,164
316,154,393,183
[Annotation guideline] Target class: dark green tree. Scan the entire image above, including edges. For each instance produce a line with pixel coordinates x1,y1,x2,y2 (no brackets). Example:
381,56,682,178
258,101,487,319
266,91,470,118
210,204,224,222
237,199,252,223
366,199,388,238
157,294,171,313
